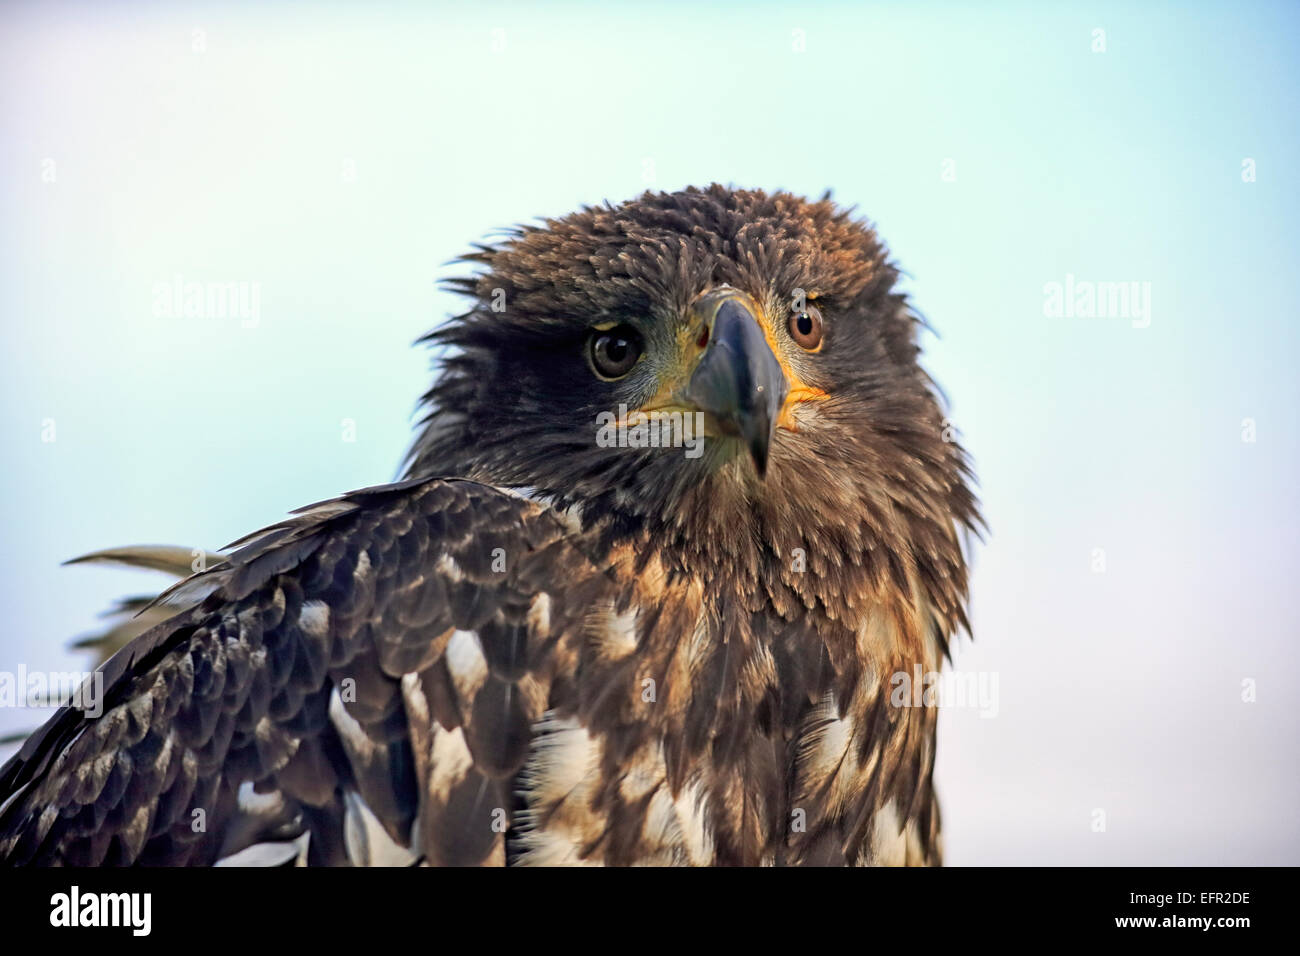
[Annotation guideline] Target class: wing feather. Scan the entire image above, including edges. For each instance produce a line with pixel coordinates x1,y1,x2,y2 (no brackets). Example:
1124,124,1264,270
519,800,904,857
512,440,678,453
0,478,614,866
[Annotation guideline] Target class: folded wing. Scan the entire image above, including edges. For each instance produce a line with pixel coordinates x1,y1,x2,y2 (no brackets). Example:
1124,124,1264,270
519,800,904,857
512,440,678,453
0,477,616,866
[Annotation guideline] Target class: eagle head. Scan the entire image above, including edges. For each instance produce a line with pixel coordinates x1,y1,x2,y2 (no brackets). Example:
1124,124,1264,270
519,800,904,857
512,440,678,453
407,184,979,612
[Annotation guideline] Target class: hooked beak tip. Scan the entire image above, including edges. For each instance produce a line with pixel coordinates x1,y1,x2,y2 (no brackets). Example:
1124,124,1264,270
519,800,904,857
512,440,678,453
748,436,770,478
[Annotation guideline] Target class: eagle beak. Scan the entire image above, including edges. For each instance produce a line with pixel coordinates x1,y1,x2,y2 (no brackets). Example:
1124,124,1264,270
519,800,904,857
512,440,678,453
682,294,789,477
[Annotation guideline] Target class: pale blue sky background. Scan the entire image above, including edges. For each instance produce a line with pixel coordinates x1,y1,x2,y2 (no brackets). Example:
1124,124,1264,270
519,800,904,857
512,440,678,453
2,1,1297,864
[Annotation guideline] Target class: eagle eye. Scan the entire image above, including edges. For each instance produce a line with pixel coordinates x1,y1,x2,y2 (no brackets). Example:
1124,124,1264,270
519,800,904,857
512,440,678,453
588,324,644,380
788,305,824,350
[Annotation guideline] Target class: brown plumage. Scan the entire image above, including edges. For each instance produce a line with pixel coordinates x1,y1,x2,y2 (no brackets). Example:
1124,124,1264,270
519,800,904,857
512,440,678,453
0,185,979,866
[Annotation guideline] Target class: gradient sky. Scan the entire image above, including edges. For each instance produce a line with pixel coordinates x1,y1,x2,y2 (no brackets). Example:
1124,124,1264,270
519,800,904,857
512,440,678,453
1,0,1297,864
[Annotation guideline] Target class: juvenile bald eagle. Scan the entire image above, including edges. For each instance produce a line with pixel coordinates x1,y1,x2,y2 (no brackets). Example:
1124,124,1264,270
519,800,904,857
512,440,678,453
0,185,979,866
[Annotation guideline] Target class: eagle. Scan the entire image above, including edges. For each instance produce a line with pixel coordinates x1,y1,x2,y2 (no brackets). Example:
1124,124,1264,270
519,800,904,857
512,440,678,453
0,185,980,867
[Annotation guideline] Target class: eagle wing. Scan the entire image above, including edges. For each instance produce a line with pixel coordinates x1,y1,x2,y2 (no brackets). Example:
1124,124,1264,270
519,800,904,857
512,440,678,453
0,477,621,866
